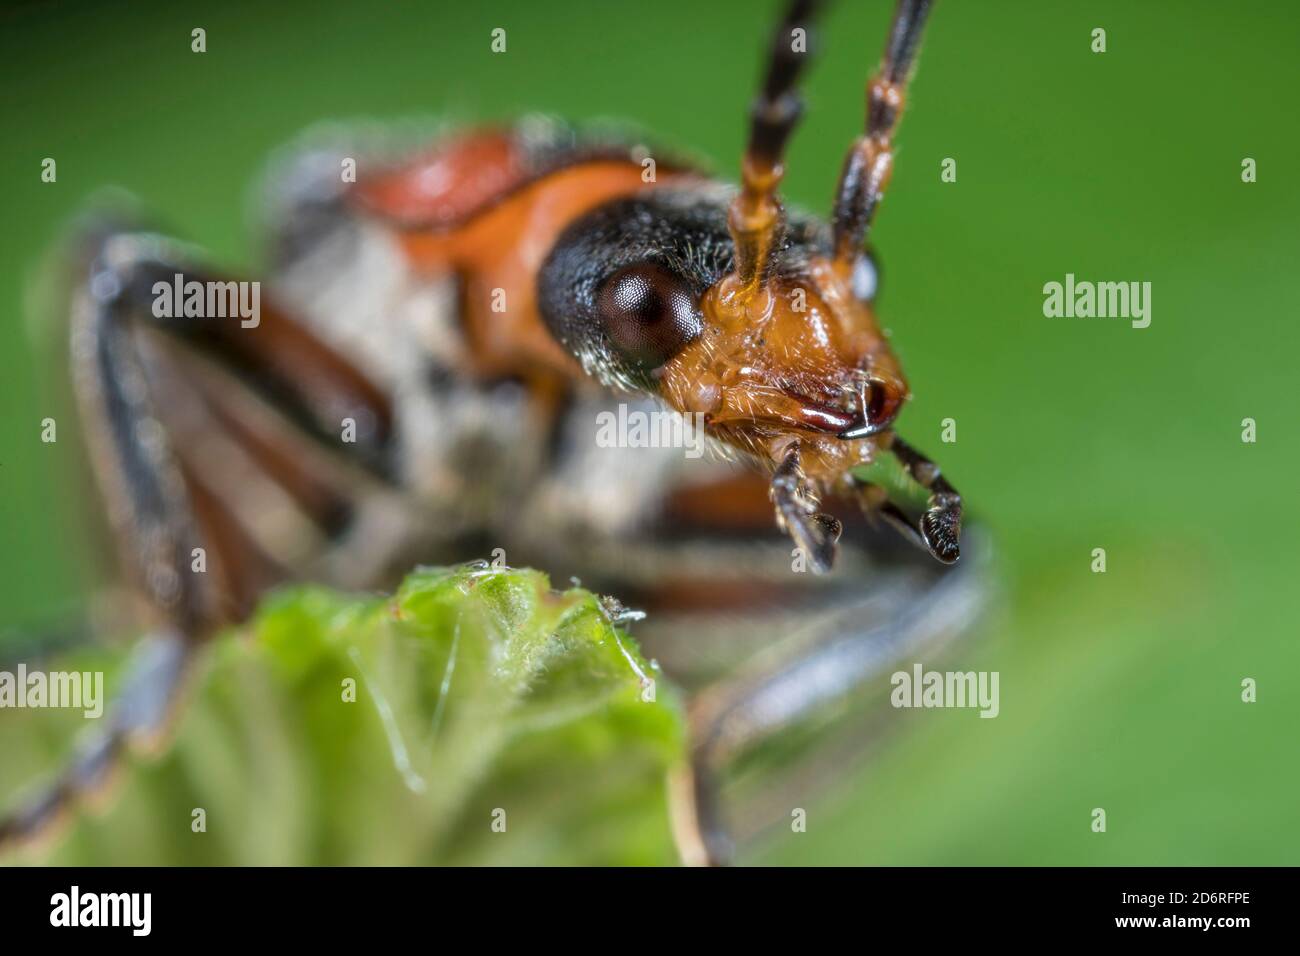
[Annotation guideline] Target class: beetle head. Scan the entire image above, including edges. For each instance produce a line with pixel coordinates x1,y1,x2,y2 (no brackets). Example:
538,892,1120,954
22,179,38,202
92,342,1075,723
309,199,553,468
539,0,953,577
538,188,906,481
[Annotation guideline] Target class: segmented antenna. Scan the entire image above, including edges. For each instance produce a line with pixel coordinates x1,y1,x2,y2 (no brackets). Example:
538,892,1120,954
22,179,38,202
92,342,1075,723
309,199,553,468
727,0,824,299
830,0,933,266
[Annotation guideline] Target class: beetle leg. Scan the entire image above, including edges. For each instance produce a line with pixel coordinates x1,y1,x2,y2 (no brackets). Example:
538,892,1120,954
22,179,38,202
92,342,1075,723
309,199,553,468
68,223,398,611
885,435,962,564
1,221,400,853
673,534,987,865
845,434,963,564
850,475,933,552
0,632,191,853
770,438,843,573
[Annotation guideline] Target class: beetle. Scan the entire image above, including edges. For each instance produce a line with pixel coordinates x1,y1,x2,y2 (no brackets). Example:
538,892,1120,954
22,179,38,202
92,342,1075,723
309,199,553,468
1,0,983,865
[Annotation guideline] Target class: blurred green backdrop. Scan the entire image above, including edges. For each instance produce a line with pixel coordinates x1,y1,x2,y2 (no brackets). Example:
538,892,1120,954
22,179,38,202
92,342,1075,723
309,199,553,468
1,0,1296,864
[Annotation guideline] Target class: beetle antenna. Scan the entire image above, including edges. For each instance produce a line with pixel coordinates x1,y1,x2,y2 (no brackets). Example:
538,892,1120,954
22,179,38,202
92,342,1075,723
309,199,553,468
830,0,933,266
727,0,824,300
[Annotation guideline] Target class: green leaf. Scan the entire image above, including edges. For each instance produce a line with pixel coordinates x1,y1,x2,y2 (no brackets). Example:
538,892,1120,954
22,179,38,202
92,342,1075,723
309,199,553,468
0,565,685,865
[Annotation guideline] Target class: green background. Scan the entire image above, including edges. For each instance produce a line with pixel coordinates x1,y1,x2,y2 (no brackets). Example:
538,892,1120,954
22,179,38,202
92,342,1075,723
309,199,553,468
1,0,1296,864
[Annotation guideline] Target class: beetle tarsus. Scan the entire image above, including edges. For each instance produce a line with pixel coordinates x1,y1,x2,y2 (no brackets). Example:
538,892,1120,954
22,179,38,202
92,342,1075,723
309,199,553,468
884,435,963,564
920,494,961,564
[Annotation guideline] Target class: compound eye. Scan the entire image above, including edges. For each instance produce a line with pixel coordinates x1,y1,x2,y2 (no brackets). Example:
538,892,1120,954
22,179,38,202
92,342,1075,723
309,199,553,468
595,263,701,370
